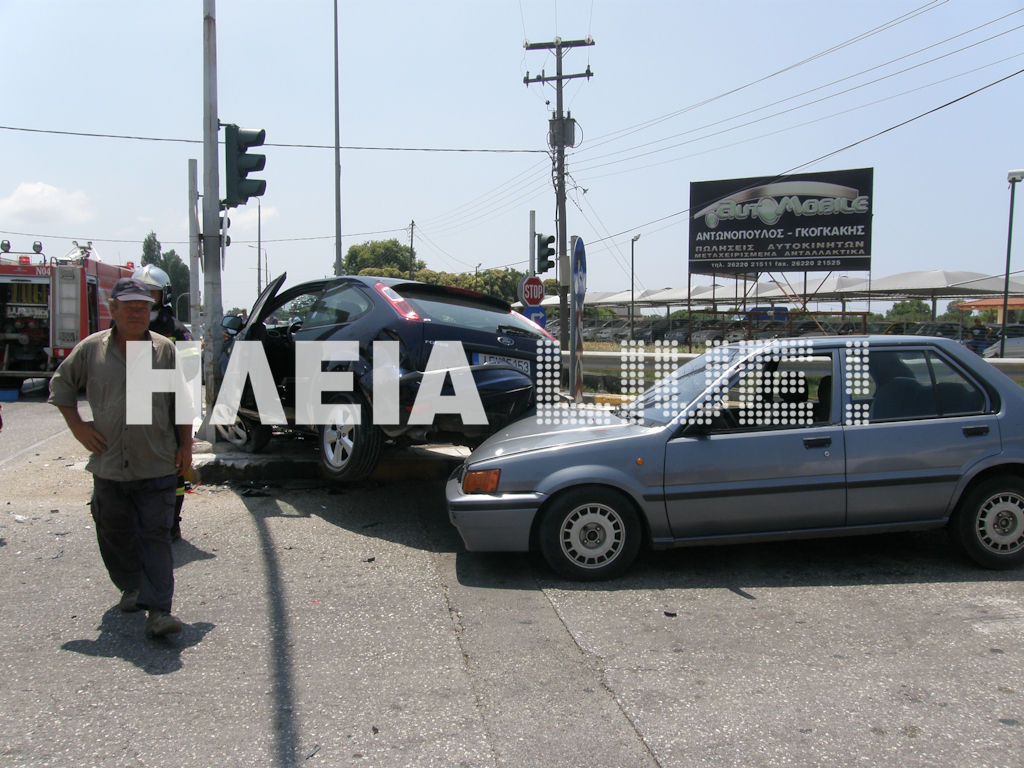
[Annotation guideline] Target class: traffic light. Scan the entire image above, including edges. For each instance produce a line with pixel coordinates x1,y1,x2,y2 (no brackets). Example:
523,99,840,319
223,123,266,208
219,215,231,247
537,233,555,273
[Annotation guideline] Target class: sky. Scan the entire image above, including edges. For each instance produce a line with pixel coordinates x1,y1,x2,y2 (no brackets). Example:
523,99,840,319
2,0,1024,316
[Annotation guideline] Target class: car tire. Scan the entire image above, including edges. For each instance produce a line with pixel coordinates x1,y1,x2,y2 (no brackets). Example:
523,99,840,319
216,416,272,453
318,397,384,482
951,475,1024,569
538,486,643,580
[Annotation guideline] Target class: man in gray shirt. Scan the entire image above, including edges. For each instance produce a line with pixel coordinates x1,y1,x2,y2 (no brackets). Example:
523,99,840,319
49,277,192,638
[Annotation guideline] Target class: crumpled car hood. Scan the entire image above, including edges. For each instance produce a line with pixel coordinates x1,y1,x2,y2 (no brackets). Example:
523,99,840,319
468,410,654,462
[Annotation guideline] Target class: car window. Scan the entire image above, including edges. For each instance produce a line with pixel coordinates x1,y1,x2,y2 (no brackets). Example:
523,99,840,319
930,354,986,416
303,284,372,329
866,349,986,421
399,291,544,337
712,349,835,430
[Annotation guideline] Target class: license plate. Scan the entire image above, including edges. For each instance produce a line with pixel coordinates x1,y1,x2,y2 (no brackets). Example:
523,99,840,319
473,353,531,375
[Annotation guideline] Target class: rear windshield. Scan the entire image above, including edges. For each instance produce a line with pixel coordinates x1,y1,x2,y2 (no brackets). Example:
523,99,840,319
397,288,545,338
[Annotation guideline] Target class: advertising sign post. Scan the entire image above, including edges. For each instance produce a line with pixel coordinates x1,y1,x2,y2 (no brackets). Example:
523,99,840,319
689,167,873,276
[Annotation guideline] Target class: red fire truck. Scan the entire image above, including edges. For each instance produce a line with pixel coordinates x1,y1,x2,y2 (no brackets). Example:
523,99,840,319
0,242,135,385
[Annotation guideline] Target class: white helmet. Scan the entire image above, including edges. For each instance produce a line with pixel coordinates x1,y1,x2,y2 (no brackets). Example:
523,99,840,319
132,264,172,306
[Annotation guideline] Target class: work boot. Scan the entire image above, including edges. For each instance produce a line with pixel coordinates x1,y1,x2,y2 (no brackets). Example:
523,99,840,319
145,609,183,638
171,520,182,542
119,589,140,613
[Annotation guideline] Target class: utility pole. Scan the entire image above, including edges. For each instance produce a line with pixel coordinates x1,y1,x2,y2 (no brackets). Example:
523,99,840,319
409,219,415,279
201,0,223,442
524,36,594,349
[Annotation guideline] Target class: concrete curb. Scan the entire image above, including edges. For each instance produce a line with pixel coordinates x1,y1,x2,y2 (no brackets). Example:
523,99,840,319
191,438,468,485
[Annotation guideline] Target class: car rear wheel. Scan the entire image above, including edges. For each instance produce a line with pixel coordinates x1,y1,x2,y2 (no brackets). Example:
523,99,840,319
951,475,1024,569
538,487,642,580
318,398,384,482
216,416,272,453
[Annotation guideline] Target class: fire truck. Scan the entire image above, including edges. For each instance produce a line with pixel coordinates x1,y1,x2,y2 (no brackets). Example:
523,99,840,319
0,241,135,385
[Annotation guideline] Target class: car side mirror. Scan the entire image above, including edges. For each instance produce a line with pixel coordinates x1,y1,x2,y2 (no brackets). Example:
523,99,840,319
222,315,244,334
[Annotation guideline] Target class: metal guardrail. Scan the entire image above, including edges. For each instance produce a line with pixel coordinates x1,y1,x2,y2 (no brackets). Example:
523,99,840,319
570,350,1024,380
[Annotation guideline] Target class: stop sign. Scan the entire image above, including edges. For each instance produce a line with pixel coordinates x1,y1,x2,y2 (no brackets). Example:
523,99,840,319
519,275,545,306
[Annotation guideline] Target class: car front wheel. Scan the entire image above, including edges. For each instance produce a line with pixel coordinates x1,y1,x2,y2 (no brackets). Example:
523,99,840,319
216,416,272,453
318,398,384,482
952,475,1024,569
538,487,643,580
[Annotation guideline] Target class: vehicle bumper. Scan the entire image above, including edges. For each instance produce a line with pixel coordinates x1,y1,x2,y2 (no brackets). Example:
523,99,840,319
445,471,541,552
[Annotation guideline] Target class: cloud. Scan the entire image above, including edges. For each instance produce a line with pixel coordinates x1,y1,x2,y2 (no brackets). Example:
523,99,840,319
227,204,276,233
0,182,94,228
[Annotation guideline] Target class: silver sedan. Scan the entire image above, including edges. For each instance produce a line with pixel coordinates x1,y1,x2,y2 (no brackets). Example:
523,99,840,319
446,335,1024,579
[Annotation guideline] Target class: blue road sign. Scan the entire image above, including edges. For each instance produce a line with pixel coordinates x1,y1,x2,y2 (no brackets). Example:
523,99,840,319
523,305,546,328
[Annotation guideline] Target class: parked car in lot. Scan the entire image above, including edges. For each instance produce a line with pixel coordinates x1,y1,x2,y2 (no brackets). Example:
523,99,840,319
219,273,553,480
447,335,1024,579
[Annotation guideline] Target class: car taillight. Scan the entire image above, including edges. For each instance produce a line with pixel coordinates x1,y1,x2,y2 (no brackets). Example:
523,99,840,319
375,282,421,321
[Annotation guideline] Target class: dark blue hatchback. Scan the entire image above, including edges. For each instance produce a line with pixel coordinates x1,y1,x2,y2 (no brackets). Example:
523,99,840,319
219,273,553,481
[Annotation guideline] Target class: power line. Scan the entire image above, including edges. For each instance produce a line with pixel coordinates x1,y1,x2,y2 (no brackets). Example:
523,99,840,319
581,0,951,152
579,52,1024,183
573,11,1024,172
0,124,544,154
586,65,1024,246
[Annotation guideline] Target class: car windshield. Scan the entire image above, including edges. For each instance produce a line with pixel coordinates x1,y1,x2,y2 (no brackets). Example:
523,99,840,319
616,343,750,426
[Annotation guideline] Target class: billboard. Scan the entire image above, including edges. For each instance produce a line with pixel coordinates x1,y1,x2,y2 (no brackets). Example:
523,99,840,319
689,167,873,276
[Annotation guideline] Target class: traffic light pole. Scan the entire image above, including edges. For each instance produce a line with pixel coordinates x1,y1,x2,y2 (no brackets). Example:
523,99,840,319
529,210,536,274
201,0,223,442
524,37,593,350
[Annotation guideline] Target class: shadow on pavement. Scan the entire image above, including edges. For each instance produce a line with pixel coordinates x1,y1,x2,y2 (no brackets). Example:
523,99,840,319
518,529,1024,594
61,607,215,675
172,530,217,567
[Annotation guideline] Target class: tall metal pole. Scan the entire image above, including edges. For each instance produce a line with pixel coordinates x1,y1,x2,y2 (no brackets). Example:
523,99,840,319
529,210,536,274
1000,171,1023,357
187,158,201,326
409,220,415,279
333,0,343,276
630,233,640,341
201,0,223,440
257,198,262,293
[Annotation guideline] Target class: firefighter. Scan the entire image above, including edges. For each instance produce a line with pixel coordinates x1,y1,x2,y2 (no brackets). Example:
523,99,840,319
133,265,194,541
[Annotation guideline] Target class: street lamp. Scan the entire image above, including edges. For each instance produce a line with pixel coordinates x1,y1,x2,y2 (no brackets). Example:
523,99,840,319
1001,170,1024,357
247,244,268,293
630,234,641,341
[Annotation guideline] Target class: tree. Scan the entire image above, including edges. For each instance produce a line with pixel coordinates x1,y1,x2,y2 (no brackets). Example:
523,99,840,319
343,239,423,276
141,232,191,319
341,239,532,304
885,299,931,323
938,301,966,323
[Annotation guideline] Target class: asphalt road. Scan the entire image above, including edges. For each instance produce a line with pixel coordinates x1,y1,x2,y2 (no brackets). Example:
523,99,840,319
1,399,1022,767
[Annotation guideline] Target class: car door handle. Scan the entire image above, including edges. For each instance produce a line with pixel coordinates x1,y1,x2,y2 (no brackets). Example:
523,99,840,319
962,425,989,437
803,436,832,448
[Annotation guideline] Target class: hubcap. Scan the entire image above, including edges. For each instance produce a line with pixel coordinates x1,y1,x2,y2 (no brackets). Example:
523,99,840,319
976,491,1024,554
559,503,625,569
218,418,248,446
322,406,357,469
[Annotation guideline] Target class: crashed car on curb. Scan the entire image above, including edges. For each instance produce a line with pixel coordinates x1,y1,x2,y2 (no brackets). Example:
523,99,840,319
448,335,1024,580
218,273,553,481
